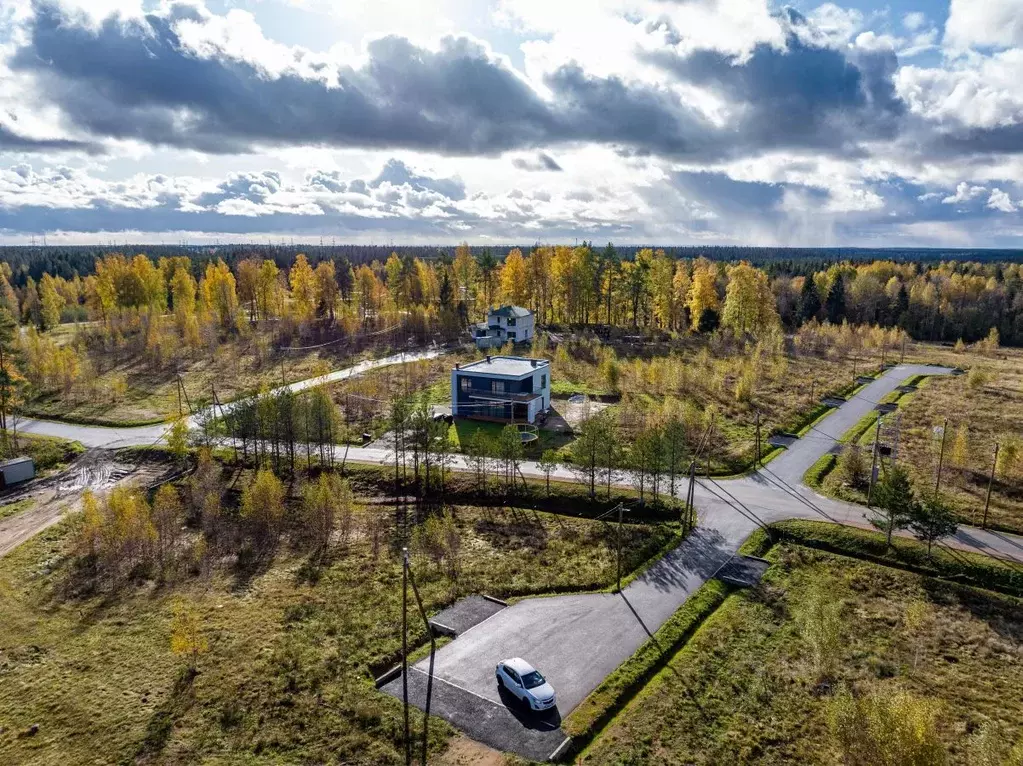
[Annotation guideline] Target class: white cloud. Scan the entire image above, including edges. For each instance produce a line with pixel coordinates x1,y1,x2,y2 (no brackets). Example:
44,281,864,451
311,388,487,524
807,3,864,45
987,188,1018,212
895,50,1023,129
942,182,986,204
903,12,927,32
945,0,1023,50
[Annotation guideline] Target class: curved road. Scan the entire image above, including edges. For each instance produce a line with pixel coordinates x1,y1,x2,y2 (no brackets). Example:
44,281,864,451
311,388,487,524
14,348,446,449
389,364,1023,749
6,358,1023,758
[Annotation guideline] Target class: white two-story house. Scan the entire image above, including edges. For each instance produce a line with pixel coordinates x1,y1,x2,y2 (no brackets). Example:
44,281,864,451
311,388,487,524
473,305,534,349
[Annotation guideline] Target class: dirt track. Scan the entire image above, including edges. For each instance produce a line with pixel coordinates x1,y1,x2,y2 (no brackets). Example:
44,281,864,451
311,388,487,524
0,450,175,558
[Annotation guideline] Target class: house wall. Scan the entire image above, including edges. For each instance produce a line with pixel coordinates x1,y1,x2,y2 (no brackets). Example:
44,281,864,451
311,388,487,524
450,364,550,421
483,311,535,345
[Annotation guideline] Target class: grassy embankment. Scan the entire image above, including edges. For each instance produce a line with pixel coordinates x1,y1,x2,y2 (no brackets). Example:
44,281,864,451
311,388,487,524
0,486,674,765
806,344,1023,534
578,520,1023,765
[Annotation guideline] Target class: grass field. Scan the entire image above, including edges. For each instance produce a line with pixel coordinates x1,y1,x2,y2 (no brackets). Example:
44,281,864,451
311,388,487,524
0,501,672,765
893,346,1023,533
23,324,389,425
551,333,895,473
812,345,1023,534
581,535,1023,765
0,498,33,521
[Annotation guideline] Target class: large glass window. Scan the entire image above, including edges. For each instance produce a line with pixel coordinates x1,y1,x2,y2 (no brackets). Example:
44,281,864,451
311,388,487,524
540,374,547,389
460,377,471,392
491,380,506,393
507,317,516,326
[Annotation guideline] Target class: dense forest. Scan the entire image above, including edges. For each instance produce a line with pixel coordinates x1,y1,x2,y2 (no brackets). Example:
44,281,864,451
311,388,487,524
1,242,1021,427
3,243,1023,285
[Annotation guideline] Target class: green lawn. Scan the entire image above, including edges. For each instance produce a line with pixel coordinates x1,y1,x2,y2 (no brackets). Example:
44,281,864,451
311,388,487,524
581,538,1023,765
447,418,574,458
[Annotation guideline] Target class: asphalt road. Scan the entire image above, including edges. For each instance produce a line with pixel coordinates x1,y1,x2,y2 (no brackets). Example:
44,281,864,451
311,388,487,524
9,357,1023,759
14,348,445,448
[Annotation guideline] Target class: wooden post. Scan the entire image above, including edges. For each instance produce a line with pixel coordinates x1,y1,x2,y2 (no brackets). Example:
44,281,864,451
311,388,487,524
405,550,435,766
686,460,697,533
616,503,623,593
901,335,906,363
866,412,882,508
934,417,949,498
402,548,411,766
755,411,762,468
983,443,999,529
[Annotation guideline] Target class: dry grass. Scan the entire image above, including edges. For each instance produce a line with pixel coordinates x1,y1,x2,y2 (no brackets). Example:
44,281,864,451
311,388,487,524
25,324,384,425
0,501,670,765
893,345,1023,532
581,542,1023,765
554,335,891,471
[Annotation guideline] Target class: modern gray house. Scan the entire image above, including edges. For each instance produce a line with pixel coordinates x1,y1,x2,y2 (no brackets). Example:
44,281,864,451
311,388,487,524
473,305,535,349
0,456,35,488
451,356,551,423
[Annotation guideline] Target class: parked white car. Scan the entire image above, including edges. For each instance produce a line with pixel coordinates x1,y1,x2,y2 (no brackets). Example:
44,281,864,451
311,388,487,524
495,658,557,711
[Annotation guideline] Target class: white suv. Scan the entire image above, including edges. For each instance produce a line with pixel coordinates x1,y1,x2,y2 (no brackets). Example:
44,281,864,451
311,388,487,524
495,658,557,712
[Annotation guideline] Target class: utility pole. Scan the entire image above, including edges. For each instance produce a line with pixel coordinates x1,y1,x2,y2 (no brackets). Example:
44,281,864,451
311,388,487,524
809,379,816,408
402,547,411,766
616,503,624,593
686,460,697,533
901,335,906,364
866,412,882,508
983,443,999,529
755,411,762,468
934,417,949,498
405,549,436,766
881,344,887,369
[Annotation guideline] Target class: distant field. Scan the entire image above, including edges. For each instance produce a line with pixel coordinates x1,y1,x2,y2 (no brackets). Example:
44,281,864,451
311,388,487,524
816,344,1023,534
582,537,1023,765
0,501,671,764
22,322,385,425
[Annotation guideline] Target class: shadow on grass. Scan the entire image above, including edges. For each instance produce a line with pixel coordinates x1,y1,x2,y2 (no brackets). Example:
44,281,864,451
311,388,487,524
919,576,1023,644
136,666,197,759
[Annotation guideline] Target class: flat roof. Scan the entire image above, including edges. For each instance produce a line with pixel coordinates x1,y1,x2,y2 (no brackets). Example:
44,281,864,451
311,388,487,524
456,355,549,377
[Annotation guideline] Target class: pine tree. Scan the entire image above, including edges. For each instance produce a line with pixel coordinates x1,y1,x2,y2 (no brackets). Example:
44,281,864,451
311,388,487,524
909,496,959,558
870,465,918,547
825,274,846,324
799,274,821,323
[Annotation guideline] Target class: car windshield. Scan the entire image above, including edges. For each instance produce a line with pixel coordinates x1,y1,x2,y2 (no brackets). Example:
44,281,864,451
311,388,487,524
521,671,546,689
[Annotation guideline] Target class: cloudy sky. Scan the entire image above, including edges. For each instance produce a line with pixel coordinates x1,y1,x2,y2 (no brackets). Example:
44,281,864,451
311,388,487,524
1,0,1022,247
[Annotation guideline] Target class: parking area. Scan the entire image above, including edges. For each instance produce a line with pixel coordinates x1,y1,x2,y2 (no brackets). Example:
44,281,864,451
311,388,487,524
381,668,567,762
376,525,741,759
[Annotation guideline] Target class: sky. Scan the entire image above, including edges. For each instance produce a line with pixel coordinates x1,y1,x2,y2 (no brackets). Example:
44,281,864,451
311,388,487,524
1,0,1023,247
